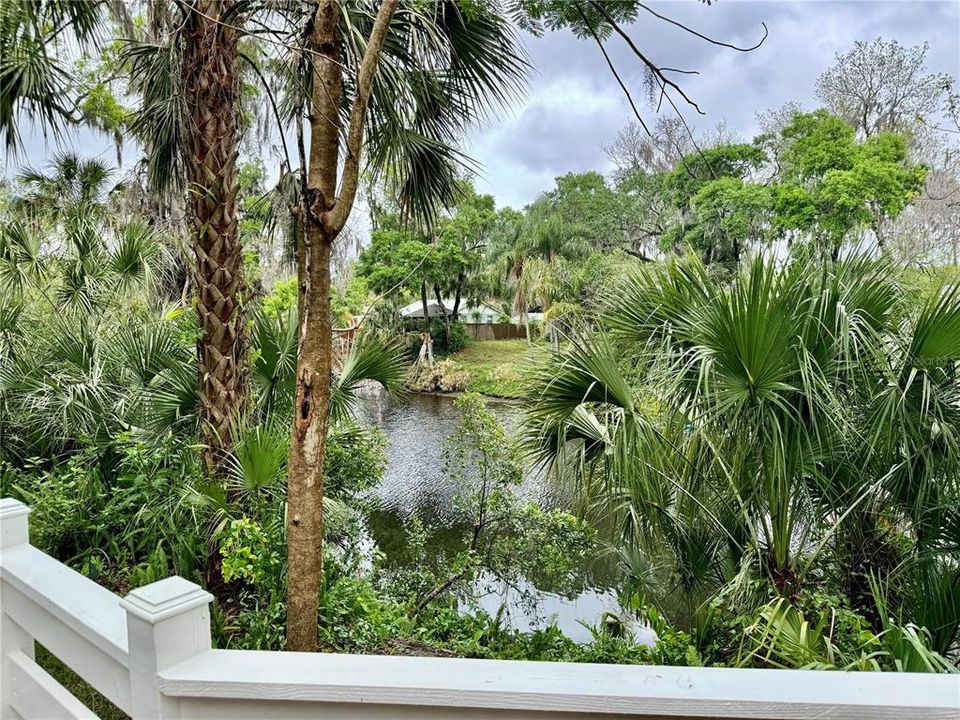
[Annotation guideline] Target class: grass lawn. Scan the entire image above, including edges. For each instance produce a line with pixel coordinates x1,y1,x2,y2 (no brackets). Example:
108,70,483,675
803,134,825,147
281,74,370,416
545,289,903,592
452,339,547,399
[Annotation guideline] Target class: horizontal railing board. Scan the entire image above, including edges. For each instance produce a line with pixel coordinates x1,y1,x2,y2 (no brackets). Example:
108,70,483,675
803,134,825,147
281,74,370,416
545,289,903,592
6,650,98,720
158,650,960,719
1,584,133,715
0,544,128,662
172,697,683,720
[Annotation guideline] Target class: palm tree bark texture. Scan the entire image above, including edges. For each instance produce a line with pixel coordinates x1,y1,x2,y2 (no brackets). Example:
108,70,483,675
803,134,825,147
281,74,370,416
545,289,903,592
286,0,398,652
181,0,246,479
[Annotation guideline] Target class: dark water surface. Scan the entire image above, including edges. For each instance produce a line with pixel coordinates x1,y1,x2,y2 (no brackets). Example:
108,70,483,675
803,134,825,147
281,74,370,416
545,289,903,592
355,389,623,643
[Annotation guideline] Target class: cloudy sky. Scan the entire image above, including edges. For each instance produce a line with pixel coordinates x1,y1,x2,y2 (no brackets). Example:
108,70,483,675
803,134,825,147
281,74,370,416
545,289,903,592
468,0,960,209
6,1,959,216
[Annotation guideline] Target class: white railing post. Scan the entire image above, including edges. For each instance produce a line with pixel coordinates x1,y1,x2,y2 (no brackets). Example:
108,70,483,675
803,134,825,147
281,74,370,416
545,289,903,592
121,576,213,720
1,498,35,718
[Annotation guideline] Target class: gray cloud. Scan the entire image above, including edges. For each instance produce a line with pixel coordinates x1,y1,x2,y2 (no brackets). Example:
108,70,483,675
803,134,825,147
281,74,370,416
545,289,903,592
6,1,959,222
470,0,960,209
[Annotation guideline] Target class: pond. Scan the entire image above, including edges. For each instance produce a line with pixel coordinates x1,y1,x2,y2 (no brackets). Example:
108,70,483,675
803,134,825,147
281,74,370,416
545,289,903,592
355,389,625,643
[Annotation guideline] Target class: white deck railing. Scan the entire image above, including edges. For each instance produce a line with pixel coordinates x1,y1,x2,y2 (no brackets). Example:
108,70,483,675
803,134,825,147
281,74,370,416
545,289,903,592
1,497,958,720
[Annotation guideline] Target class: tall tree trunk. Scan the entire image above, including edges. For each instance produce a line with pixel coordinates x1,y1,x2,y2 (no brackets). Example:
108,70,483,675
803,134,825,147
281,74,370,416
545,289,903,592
181,0,245,595
286,224,334,651
452,269,465,321
433,282,450,337
421,280,430,332
285,0,398,652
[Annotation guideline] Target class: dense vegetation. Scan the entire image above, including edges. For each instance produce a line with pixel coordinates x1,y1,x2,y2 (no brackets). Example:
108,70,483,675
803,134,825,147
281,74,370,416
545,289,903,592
1,0,958,686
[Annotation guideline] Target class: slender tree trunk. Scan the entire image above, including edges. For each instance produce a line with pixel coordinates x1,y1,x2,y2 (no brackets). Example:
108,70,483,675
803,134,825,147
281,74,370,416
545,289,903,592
434,282,450,338
286,0,398,652
421,281,430,332
286,0,341,653
452,269,465,320
286,225,334,651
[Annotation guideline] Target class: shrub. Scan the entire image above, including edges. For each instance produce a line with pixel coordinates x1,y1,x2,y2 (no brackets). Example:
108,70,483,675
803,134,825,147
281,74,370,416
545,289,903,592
427,318,470,354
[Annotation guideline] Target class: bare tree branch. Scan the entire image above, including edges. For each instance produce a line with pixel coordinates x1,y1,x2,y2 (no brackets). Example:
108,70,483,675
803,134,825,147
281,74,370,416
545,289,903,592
587,0,705,116
635,2,768,52
575,3,650,136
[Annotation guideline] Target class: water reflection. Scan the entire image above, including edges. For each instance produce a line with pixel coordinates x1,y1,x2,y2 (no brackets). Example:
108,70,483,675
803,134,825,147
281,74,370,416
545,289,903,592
355,388,624,642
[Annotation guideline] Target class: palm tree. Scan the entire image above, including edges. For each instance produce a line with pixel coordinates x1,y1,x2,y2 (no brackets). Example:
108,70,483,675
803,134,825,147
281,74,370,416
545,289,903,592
126,1,247,483
0,1,110,151
15,153,113,222
2,0,249,482
487,209,535,341
0,204,170,462
489,205,588,344
527,252,960,648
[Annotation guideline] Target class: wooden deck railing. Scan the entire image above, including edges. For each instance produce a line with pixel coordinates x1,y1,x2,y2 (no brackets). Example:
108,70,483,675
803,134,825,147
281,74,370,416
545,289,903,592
2,497,958,719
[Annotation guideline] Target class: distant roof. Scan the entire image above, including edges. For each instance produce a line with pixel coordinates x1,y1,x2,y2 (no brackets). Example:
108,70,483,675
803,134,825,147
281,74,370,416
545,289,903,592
399,298,500,319
459,301,500,317
399,299,451,318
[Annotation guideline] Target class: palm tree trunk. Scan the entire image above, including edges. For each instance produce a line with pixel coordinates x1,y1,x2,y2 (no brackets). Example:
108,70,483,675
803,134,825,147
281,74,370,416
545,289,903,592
181,0,245,598
182,2,245,484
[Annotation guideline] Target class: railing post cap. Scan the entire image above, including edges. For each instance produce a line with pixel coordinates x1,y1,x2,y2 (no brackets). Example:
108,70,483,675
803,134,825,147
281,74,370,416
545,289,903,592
0,497,30,520
120,576,213,624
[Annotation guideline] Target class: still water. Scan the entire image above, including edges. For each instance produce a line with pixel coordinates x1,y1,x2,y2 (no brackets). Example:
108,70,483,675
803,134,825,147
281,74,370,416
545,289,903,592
355,390,623,643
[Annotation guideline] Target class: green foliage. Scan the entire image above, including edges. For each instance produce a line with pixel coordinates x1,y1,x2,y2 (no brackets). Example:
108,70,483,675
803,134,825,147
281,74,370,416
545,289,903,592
539,171,622,250
331,274,369,324
773,111,925,255
665,143,768,206
0,0,107,151
325,425,387,498
528,250,960,668
219,516,282,586
358,182,493,328
400,394,597,612
428,318,470,354
3,437,205,585
684,178,771,264
659,143,769,264
741,597,957,672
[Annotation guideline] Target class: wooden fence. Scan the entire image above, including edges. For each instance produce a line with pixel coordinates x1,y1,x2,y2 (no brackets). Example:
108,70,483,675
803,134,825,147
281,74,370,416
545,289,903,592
465,322,528,341
1,497,958,720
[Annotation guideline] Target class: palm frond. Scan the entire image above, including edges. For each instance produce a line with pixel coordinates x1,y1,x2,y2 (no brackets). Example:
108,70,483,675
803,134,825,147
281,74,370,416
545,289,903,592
330,332,406,424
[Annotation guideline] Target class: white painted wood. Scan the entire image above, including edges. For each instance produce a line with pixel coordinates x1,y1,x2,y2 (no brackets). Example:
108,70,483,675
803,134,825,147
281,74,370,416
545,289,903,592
0,498,30,549
2,497,958,720
0,543,129,661
158,650,960,719
1,582,132,715
121,576,213,720
1,541,131,714
1,497,37,718
5,650,98,720
173,698,675,720
2,606,36,717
